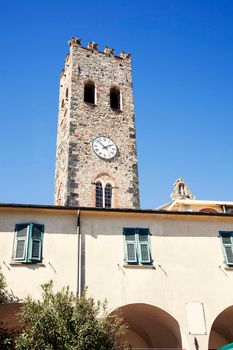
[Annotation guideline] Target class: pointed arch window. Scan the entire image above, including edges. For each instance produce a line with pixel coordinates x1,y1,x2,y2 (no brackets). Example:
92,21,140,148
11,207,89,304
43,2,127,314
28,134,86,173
110,87,121,110
95,182,103,208
105,183,112,208
84,81,95,104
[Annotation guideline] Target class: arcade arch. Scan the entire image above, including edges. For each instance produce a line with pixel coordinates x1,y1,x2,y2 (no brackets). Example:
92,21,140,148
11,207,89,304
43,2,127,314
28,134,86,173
112,303,182,349
209,305,233,350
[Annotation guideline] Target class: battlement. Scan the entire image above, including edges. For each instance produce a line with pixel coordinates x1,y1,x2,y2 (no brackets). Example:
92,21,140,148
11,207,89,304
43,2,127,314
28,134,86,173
68,37,131,60
60,37,132,79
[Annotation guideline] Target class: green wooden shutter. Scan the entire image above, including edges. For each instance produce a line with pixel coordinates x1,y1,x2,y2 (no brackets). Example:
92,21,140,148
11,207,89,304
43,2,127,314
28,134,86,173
221,232,233,265
123,228,137,263
138,228,151,263
14,224,28,261
29,224,44,262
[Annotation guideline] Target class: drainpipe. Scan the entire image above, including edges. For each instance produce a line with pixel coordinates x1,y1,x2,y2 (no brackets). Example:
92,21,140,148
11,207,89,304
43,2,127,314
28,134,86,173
76,209,81,297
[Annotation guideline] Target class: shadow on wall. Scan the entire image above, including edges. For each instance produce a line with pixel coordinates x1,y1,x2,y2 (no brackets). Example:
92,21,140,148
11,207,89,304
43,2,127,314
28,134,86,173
209,305,233,350
0,303,21,330
110,303,182,349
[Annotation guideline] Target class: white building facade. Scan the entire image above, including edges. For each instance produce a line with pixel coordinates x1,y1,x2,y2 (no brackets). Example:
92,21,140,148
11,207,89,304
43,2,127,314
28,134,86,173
1,203,233,350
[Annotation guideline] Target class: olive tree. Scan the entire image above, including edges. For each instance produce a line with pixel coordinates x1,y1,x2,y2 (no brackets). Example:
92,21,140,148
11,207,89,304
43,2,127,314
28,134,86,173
15,281,130,350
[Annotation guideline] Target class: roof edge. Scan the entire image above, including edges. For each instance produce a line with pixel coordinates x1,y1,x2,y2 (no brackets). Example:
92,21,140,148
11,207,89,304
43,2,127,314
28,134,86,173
0,203,233,218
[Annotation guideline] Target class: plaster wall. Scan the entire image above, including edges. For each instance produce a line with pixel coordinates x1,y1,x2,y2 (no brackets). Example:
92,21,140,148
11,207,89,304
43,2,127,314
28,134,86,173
0,208,78,299
1,208,233,349
81,212,233,350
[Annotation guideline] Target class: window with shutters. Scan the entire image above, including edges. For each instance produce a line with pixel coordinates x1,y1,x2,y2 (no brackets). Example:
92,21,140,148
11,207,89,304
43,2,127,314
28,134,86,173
13,223,44,263
123,228,152,265
220,231,233,266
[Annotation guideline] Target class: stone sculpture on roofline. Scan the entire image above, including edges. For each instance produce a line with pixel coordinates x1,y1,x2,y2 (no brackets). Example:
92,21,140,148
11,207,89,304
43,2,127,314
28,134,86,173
170,178,195,201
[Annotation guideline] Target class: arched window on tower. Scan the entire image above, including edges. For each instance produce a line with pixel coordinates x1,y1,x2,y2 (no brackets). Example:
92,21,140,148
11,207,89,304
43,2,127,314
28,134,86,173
110,87,121,110
61,99,64,109
65,88,69,100
95,182,103,208
84,81,95,104
105,183,112,208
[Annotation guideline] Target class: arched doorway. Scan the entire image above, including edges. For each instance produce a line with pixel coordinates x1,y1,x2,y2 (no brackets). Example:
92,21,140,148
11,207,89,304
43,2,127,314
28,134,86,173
209,306,233,350
114,303,182,349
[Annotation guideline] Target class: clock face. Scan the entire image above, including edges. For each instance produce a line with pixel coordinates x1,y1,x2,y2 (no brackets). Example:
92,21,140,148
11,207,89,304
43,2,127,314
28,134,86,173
92,136,117,159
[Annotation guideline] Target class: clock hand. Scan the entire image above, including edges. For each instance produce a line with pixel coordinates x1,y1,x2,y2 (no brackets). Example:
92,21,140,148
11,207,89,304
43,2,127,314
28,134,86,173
97,140,107,148
105,144,114,148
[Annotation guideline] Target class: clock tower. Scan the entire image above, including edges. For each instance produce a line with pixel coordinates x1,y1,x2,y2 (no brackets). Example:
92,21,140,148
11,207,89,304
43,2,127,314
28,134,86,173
54,37,140,209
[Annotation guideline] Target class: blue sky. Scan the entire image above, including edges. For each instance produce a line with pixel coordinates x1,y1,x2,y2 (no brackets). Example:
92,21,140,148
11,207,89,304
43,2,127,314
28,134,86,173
0,0,233,209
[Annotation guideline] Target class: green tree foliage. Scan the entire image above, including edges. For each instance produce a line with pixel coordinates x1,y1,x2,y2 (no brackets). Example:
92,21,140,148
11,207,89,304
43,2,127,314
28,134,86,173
15,281,130,350
0,268,19,350
0,325,17,350
0,267,10,304
0,267,18,304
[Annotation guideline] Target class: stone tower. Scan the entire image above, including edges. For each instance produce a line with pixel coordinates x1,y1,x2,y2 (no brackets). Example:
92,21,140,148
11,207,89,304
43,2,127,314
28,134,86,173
54,37,140,209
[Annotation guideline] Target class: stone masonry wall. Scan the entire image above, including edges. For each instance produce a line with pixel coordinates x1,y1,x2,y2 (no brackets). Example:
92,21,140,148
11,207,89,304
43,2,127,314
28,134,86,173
54,54,72,205
55,38,140,209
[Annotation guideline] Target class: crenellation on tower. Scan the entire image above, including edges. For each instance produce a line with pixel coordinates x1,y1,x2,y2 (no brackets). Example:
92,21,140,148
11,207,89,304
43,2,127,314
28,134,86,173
68,37,131,61
68,37,82,46
104,46,115,56
87,41,98,51
55,37,140,208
